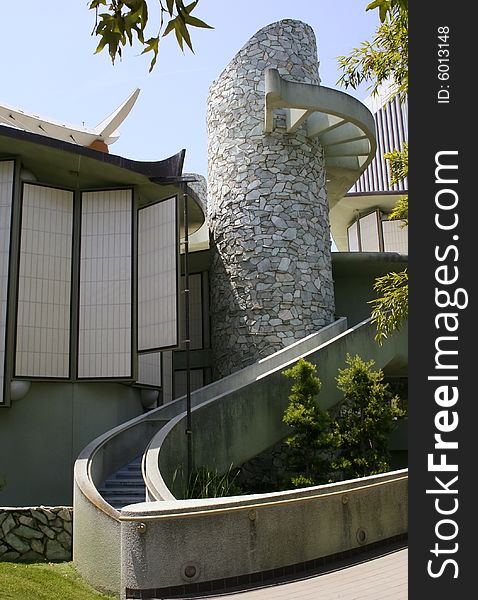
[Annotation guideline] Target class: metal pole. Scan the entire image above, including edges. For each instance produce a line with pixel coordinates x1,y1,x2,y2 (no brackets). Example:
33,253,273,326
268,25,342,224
183,187,193,483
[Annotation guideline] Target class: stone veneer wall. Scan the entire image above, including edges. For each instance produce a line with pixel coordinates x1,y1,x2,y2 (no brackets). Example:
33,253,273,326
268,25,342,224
207,20,335,378
236,439,291,494
0,507,72,562
184,172,208,214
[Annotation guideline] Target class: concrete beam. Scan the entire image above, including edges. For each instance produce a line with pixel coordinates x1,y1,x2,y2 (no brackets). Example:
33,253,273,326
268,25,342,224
325,139,371,158
319,122,368,146
286,108,312,133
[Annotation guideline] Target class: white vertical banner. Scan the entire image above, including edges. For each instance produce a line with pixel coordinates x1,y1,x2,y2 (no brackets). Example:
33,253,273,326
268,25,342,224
78,189,133,378
15,183,73,378
382,219,408,254
137,197,178,352
347,220,359,252
359,211,381,252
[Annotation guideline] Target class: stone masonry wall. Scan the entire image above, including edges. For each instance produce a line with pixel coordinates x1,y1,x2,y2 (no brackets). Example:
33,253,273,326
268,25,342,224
0,507,72,562
184,172,208,214
236,439,292,494
207,20,335,378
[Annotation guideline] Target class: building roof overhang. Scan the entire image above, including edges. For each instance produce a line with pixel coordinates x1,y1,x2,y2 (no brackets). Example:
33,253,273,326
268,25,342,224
330,191,405,251
0,125,205,234
332,250,408,273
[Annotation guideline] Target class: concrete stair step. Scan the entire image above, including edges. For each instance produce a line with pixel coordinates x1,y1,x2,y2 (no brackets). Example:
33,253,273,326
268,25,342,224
100,486,145,495
98,455,146,509
113,471,143,479
102,478,144,487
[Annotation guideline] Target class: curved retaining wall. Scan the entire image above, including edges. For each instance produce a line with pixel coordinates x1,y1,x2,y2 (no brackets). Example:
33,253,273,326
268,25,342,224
135,317,407,596
121,470,407,595
73,318,407,596
73,318,347,593
73,319,348,595
73,415,168,595
207,20,335,377
146,318,407,499
74,317,407,596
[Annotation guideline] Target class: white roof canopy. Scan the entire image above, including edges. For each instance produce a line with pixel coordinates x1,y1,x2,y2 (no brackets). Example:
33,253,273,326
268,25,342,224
0,88,140,147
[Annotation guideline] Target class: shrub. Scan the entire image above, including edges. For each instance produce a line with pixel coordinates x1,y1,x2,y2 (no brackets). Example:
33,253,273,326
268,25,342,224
282,358,334,486
332,354,405,479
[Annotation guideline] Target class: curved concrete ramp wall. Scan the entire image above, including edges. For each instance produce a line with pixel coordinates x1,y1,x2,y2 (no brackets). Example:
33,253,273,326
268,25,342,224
73,415,168,595
147,317,407,499
121,470,407,595
74,316,407,596
74,318,347,594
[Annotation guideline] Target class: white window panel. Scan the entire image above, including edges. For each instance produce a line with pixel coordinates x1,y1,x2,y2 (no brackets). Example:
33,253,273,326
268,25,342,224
0,161,15,401
15,183,73,378
359,211,381,252
137,352,162,387
382,219,408,254
138,197,178,351
347,220,359,252
78,189,133,378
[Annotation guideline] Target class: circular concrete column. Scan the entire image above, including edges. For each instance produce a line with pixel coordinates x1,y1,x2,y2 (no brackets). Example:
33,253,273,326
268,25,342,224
207,20,335,378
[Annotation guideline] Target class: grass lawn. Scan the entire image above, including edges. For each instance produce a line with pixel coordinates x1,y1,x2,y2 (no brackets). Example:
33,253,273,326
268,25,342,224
0,562,116,600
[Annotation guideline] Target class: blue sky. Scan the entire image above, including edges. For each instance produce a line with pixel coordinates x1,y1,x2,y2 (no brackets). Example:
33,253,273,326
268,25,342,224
1,1,378,177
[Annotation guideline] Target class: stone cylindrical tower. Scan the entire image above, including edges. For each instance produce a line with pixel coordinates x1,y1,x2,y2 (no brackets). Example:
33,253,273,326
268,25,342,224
207,20,335,378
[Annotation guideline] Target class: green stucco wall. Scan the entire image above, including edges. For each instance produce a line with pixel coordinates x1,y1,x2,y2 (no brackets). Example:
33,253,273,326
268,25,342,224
0,382,143,506
332,252,408,326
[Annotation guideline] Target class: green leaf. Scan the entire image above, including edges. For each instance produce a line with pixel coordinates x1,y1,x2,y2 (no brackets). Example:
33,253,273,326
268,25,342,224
183,14,214,29
125,27,133,45
90,0,213,70
126,4,146,26
366,0,387,10
113,17,125,34
131,22,145,44
124,0,142,8
163,18,176,37
141,0,148,24
366,0,408,21
141,36,159,55
94,35,109,55
141,36,159,72
89,0,107,9
174,22,184,51
176,15,194,52
184,1,199,14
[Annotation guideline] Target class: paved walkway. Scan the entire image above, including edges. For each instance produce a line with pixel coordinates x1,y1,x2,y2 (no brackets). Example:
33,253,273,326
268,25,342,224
168,547,407,600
